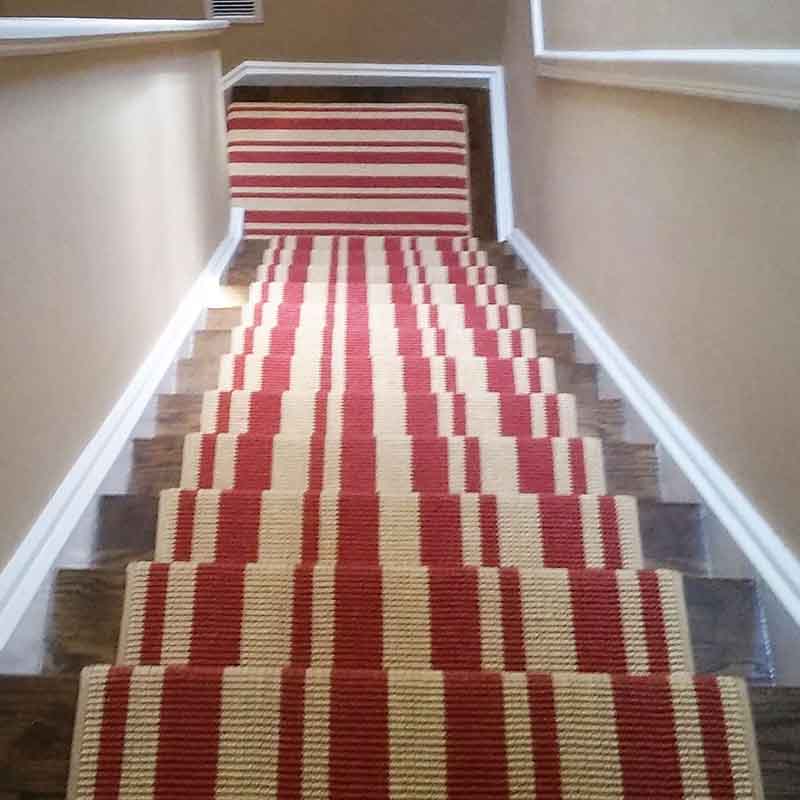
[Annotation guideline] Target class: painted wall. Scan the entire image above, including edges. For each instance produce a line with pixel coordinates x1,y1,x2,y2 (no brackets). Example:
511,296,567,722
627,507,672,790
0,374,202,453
0,39,231,571
504,0,800,556
2,0,509,68
540,0,800,49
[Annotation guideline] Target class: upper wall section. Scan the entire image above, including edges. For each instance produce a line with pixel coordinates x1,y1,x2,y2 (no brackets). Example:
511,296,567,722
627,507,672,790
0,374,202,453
540,0,800,50
2,0,509,67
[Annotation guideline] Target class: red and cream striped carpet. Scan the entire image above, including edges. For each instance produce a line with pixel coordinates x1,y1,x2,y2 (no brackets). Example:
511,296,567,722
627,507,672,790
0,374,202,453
68,105,762,798
228,103,472,238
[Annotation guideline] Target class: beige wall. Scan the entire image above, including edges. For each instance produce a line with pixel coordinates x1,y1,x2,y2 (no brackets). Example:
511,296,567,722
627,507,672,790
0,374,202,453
0,39,230,571
504,0,800,556
2,0,508,68
540,0,800,49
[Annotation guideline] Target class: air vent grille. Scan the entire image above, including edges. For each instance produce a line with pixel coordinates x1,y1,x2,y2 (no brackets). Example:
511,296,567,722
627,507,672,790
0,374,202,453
207,0,263,22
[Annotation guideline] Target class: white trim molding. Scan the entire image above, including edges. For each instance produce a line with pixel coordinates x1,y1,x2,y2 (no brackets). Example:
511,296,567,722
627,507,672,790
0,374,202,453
509,227,800,628
222,60,514,240
529,0,800,111
0,17,228,58
0,207,244,651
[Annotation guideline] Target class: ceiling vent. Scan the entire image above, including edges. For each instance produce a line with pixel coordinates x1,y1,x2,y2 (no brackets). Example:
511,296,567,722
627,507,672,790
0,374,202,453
207,0,263,23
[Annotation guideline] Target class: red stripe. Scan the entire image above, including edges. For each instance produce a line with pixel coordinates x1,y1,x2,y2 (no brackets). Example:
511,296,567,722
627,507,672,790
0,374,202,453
246,211,469,225
329,670,390,800
412,438,449,493
229,150,465,165
215,491,261,562
197,435,217,489
189,565,245,665
499,569,526,671
233,175,468,188
334,568,383,669
444,671,509,798
215,392,232,433
153,667,222,800
405,394,437,437
694,676,737,798
232,354,245,389
568,569,627,672
465,437,482,493
171,490,197,561
289,567,314,667
238,191,468,201
276,668,306,800
92,667,132,800
637,571,672,672
486,359,515,393
599,496,625,569
233,435,274,490
429,568,481,670
247,227,470,237
499,394,532,436
246,393,285,435
453,393,467,436
517,439,556,493
613,675,683,797
545,394,561,437
569,439,588,494
137,564,170,665
230,104,466,113
479,495,500,567
340,436,377,493
538,495,586,569
337,494,380,562
526,673,562,798
228,117,464,131
419,494,464,565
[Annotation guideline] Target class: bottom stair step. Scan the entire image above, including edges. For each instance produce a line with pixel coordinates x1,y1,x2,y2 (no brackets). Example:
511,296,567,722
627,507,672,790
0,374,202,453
68,666,762,799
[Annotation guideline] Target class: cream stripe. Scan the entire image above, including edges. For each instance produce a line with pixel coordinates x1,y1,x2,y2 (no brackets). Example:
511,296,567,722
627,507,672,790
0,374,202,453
239,569,292,667
216,670,280,800
512,358,529,394
229,326,245,353
448,437,465,494
378,494,421,565
159,564,197,664
616,496,644,569
520,569,577,670
615,570,649,674
316,496,339,563
259,493,304,563
201,391,220,433
664,571,695,673
310,570,335,666
280,391,319,435
376,438,413,493
382,570,432,668
249,222,470,234
532,395,547,438
502,672,536,798
302,672,331,798
583,439,607,494
213,436,237,490
155,490,179,561
540,358,557,393
436,393,453,437
229,162,467,177
228,392,251,434
579,496,605,568
478,568,503,668
553,674,623,799
482,438,518,494
670,673,713,798
722,680,763,800
552,438,573,495
180,435,202,489
559,394,579,437
193,490,221,562
326,394,344,439
117,668,164,799
271,435,311,492
459,494,483,566
387,670,447,797
241,197,467,213
499,495,542,570
70,667,109,800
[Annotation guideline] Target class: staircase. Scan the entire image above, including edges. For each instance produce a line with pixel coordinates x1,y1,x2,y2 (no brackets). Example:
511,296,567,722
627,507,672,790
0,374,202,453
1,98,798,798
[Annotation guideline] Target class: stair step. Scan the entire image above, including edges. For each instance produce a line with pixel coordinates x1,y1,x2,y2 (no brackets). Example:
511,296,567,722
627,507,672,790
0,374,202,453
34,668,771,798
46,568,762,680
94,494,706,575
155,391,626,441
191,327,575,360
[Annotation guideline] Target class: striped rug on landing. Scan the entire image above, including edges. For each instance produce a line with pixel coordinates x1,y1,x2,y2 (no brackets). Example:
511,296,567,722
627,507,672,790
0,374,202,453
68,192,763,792
227,103,472,238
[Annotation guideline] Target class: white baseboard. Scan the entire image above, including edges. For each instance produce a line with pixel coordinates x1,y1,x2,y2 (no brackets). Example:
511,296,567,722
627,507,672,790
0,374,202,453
0,207,244,651
222,60,514,241
509,227,800,627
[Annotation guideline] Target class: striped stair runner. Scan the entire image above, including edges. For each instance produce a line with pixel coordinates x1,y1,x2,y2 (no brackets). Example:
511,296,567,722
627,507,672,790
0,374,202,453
68,105,763,798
